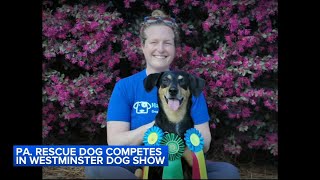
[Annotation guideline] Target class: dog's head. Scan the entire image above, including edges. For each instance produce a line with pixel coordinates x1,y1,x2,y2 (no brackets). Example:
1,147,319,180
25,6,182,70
144,71,205,112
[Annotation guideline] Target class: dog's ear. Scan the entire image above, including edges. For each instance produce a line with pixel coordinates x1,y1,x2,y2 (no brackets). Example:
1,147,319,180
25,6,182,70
143,72,163,92
189,74,205,97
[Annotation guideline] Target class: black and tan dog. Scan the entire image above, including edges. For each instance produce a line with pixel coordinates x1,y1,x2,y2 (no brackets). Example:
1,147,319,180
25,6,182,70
138,71,205,179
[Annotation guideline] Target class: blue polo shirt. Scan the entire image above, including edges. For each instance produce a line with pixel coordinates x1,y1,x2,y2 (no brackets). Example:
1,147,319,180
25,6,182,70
107,69,210,130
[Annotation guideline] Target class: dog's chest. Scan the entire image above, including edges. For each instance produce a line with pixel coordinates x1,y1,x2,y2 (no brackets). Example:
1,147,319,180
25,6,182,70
155,114,193,138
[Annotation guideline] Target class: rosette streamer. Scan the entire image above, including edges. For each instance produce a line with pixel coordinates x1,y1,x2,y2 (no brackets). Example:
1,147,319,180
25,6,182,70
142,126,164,179
160,133,185,179
184,128,208,179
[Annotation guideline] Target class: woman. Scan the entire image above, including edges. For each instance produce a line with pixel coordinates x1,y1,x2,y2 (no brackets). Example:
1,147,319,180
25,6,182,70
85,10,240,179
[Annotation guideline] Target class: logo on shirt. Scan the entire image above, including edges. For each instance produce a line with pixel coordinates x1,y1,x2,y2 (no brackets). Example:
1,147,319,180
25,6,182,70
133,101,152,114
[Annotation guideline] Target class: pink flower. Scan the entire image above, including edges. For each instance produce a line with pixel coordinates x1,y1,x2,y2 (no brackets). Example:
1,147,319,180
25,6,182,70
225,35,233,46
124,0,131,8
173,8,180,15
229,15,239,32
169,0,177,6
266,133,278,145
78,60,85,67
216,80,222,87
228,113,236,119
59,121,66,127
244,29,251,35
238,5,246,12
220,104,229,110
192,0,200,6
255,13,264,22
248,137,264,148
50,75,59,83
241,17,250,27
213,54,220,61
210,123,216,129
202,21,211,32
241,107,251,118
250,99,256,105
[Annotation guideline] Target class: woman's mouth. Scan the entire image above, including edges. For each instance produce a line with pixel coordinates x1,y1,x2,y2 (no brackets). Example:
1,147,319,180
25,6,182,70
153,55,167,59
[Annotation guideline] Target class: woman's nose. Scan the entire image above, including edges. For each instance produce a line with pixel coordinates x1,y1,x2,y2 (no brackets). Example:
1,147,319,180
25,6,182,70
156,42,165,52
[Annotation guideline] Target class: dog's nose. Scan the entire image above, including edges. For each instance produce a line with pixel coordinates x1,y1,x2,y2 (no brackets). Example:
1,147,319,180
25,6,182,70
169,88,178,96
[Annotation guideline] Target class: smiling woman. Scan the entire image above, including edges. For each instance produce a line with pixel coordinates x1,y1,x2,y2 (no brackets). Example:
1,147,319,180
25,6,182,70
139,10,178,76
142,25,176,75
85,9,240,179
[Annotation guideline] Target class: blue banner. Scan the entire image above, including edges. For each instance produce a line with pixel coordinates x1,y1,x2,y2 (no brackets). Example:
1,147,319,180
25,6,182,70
13,145,168,166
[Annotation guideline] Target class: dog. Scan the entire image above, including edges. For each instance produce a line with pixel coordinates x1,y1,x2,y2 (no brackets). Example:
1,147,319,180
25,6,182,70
137,71,205,179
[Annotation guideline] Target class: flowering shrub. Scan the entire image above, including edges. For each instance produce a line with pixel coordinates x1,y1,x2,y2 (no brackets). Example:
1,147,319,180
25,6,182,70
42,0,278,160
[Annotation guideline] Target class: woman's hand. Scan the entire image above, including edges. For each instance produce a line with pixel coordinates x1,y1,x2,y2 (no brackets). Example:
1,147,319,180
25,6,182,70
107,120,155,146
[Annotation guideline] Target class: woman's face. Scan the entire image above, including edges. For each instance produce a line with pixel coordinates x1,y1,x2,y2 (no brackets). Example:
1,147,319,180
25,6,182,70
142,25,176,73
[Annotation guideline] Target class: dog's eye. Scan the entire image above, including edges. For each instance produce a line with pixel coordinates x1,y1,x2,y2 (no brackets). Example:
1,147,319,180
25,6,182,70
162,77,170,85
178,78,186,85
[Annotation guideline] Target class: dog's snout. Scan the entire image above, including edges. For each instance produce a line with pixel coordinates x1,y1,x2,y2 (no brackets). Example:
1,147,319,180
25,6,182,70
169,87,178,96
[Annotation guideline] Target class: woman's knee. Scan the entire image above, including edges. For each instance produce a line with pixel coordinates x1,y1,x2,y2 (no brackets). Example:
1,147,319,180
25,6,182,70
206,161,241,179
85,166,138,179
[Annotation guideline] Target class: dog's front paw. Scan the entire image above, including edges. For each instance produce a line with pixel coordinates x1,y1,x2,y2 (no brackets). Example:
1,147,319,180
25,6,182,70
183,147,193,167
134,168,143,179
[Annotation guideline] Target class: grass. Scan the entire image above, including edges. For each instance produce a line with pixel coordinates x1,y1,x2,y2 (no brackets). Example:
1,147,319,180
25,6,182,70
42,163,278,179
238,163,278,179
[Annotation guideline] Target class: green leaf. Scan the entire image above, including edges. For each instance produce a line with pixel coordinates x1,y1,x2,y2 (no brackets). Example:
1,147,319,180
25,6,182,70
227,66,233,71
240,96,248,101
239,125,248,132
257,122,266,129
48,97,57,101
232,1,238,5
42,96,48,103
215,118,220,123
89,88,94,94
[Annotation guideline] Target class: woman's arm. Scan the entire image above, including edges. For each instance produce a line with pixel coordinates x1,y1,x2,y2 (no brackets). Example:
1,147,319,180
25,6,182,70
107,121,155,145
183,121,211,166
194,122,212,153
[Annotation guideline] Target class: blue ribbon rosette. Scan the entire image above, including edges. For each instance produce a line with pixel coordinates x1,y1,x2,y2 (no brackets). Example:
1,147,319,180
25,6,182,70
184,128,208,179
143,126,164,146
142,126,164,179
